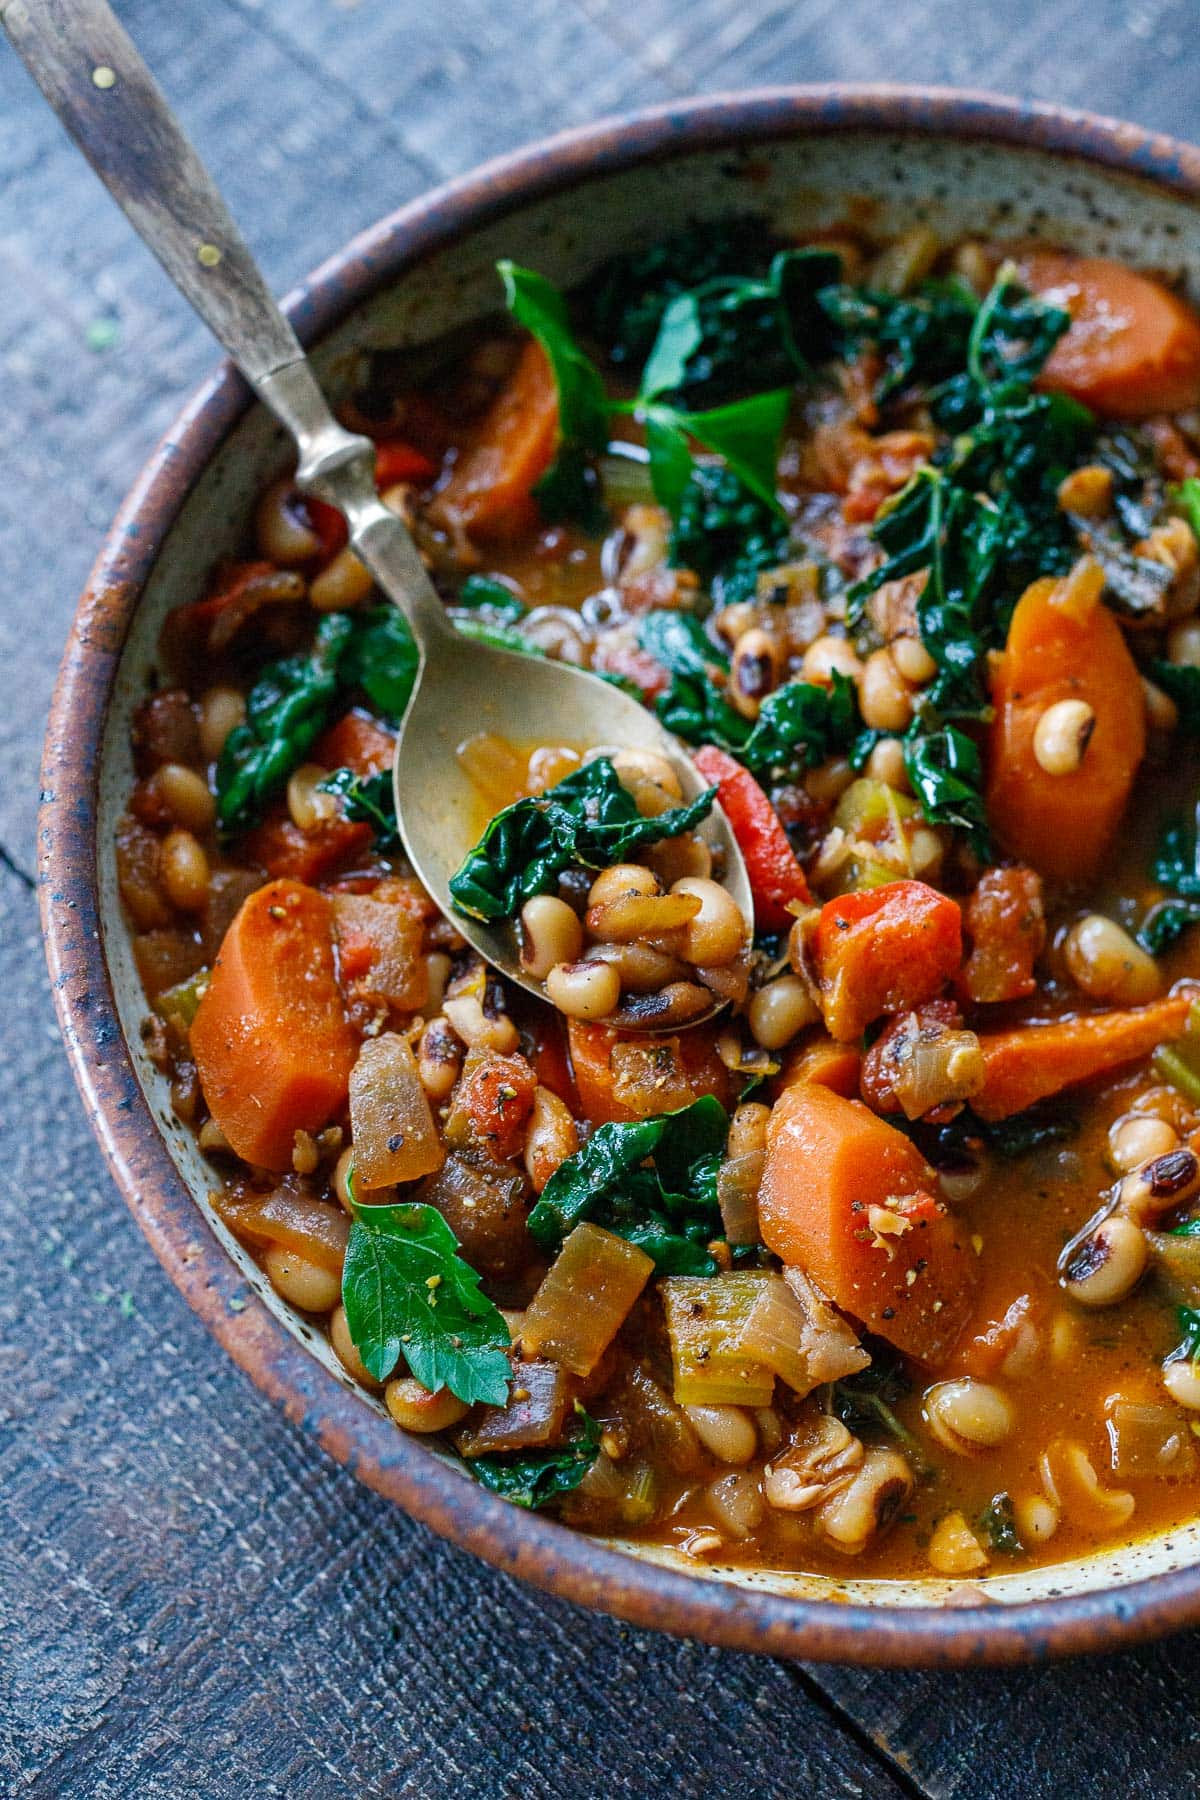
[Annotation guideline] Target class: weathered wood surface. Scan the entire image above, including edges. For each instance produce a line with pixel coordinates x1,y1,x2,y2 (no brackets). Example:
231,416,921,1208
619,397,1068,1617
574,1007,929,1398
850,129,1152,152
6,1,1200,1793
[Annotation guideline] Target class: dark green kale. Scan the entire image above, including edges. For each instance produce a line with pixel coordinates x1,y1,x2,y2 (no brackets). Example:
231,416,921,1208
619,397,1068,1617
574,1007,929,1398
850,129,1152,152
527,1095,729,1275
468,1407,601,1509
902,721,991,859
337,606,421,722
740,670,861,777
581,216,774,368
318,767,398,846
638,248,842,410
448,755,716,923
1174,1306,1200,1359
1138,814,1200,954
818,276,978,400
1096,430,1169,540
667,461,790,606
216,613,354,831
636,610,751,753
1148,658,1200,734
977,1492,1023,1555
829,1341,928,1470
911,1099,1079,1164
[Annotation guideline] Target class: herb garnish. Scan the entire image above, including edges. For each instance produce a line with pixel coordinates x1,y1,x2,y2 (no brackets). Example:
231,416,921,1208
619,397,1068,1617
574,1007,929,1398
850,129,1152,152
978,1491,1023,1555
469,1405,601,1509
527,1094,730,1275
448,755,716,923
341,1197,512,1404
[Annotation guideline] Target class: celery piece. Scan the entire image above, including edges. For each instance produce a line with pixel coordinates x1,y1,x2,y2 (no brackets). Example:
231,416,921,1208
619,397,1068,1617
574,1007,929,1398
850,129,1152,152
1154,1044,1200,1107
153,967,210,1028
661,1273,775,1407
521,1222,654,1376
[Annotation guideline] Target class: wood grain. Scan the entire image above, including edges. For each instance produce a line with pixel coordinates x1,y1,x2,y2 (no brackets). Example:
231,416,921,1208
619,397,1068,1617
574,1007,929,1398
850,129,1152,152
8,0,1200,1793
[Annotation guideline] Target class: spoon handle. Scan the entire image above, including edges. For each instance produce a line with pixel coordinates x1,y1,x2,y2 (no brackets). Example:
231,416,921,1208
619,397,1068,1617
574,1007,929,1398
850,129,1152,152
3,0,453,652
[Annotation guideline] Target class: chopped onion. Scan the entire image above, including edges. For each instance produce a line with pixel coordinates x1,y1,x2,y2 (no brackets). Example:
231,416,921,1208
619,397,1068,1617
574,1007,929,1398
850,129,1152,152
717,1150,764,1247
1146,1228,1200,1304
348,1032,444,1190
1105,1398,1196,1479
521,1222,654,1376
890,1017,985,1120
456,1359,574,1456
739,1270,870,1397
661,1274,776,1408
213,1186,349,1273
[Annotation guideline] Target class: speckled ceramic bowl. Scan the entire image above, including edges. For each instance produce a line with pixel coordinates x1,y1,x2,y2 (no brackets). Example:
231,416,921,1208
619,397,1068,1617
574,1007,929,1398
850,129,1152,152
40,85,1200,1666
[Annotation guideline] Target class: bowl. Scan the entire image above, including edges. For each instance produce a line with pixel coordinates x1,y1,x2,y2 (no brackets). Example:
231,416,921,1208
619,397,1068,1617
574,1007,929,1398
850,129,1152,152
40,83,1200,1666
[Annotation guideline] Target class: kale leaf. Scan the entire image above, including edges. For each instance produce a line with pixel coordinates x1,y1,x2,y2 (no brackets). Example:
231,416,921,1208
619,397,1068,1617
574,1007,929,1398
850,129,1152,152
468,1406,601,1509
448,755,716,923
318,767,398,846
666,460,790,605
641,391,790,520
1138,814,1200,953
341,1199,512,1403
636,610,750,752
638,248,842,410
902,721,991,858
499,260,611,530
829,1342,928,1470
1175,1305,1200,1361
581,216,774,368
818,276,978,401
216,613,354,831
739,670,860,777
527,1094,729,1275
978,1492,1023,1555
338,605,421,723
1148,658,1200,734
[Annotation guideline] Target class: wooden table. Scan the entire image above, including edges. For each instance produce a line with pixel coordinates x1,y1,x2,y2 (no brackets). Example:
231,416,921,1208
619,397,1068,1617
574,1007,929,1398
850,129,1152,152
6,2,1200,1792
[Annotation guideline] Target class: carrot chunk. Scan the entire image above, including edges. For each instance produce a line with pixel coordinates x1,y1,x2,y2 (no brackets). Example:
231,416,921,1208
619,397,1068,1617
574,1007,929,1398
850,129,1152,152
190,879,359,1170
812,880,962,1043
986,563,1145,886
1020,250,1200,418
972,993,1191,1121
434,339,558,539
242,806,372,884
758,1083,975,1365
312,709,397,777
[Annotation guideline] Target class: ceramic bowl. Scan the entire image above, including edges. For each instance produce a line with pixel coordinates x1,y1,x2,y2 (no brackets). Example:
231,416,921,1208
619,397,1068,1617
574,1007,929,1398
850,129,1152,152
41,84,1200,1665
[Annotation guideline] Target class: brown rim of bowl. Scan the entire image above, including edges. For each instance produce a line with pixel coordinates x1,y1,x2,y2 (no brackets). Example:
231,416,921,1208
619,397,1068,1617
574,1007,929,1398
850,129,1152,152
39,83,1200,1667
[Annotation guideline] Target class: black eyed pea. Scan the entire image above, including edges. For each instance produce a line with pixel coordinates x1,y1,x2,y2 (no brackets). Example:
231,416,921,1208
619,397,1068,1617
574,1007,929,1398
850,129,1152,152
1167,618,1200,669
645,832,713,887
729,628,783,721
545,959,621,1020
1063,913,1160,1005
1162,1355,1200,1410
155,762,216,833
263,1243,342,1313
310,545,373,612
287,762,338,834
330,1303,383,1389
1059,1212,1148,1307
523,1085,580,1193
198,685,247,761
748,975,820,1050
159,829,210,912
802,635,862,688
519,894,584,981
923,1377,1015,1454
1114,1146,1200,1223
670,876,746,968
813,1447,914,1553
384,1375,470,1434
864,735,910,792
858,647,914,733
587,941,690,993
685,1404,758,1466
727,1100,770,1161
255,476,322,564
587,863,660,909
417,1016,465,1103
610,748,683,818
705,1469,766,1537
1107,1112,1180,1174
1032,698,1096,775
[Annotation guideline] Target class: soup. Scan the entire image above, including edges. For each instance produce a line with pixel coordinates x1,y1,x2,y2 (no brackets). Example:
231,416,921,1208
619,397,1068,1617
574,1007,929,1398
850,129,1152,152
118,217,1200,1580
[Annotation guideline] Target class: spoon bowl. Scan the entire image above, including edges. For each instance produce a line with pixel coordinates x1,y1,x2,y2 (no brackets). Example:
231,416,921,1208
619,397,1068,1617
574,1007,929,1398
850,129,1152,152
392,621,755,1024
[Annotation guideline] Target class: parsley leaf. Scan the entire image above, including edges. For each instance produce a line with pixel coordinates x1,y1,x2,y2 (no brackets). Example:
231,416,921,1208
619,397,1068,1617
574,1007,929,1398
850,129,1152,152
499,260,610,531
469,1406,601,1509
640,390,789,518
341,1199,512,1403
448,755,716,923
527,1095,729,1274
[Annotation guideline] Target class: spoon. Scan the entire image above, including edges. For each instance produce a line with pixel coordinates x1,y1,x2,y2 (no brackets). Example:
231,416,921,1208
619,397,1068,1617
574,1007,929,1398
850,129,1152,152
5,0,753,1022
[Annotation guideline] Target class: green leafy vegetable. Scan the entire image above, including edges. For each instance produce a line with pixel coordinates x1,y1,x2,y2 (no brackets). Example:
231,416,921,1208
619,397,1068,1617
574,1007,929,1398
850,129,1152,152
468,1406,601,1509
636,610,748,751
978,1492,1023,1555
639,390,790,518
1138,813,1200,954
915,1099,1079,1165
527,1094,729,1275
339,606,420,723
448,755,716,923
456,574,526,623
666,460,790,605
341,1199,512,1403
499,259,610,530
902,722,991,858
637,248,841,410
819,276,978,401
216,613,353,831
740,670,861,777
581,216,774,369
1175,475,1200,540
1148,658,1200,734
1174,1305,1200,1361
318,767,398,846
829,1343,928,1471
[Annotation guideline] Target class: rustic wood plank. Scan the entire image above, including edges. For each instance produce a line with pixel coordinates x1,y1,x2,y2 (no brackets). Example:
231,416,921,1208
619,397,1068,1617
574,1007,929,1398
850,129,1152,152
9,0,1200,1792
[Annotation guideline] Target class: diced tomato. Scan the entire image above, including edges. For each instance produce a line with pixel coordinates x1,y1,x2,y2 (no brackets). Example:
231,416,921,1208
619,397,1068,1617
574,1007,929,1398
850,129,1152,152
312,709,397,777
243,805,371,883
813,880,963,1042
691,745,811,933
374,439,439,488
306,497,349,560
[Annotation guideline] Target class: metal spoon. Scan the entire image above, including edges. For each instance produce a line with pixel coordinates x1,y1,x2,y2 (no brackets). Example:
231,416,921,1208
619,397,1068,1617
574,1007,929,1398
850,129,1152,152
5,0,753,1023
